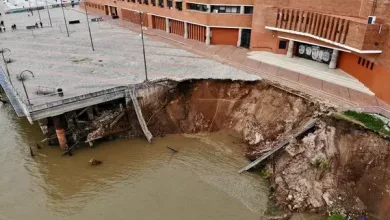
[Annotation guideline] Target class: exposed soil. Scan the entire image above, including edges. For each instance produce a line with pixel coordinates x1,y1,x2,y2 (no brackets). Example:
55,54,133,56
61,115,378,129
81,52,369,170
83,79,390,219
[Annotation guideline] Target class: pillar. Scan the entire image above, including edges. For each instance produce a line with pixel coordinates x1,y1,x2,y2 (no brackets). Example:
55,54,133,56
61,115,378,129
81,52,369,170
165,18,170,33
237,28,242,47
38,119,49,136
287,40,294,58
53,116,67,150
206,4,211,13
329,49,339,69
205,26,211,45
184,22,188,39
86,107,94,121
240,5,245,14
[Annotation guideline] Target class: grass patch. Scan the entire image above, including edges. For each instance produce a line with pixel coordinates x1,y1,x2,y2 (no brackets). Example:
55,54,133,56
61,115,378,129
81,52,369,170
259,169,270,179
343,110,390,135
328,213,345,220
314,159,330,171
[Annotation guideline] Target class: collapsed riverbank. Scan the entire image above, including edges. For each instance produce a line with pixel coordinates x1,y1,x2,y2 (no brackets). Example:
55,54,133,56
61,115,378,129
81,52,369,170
30,79,390,219
133,79,390,219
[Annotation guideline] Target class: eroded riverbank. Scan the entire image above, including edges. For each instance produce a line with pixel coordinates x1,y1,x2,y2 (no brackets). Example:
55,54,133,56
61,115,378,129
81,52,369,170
2,78,390,219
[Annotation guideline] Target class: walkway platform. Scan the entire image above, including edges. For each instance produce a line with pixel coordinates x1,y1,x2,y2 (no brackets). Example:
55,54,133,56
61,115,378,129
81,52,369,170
0,5,260,122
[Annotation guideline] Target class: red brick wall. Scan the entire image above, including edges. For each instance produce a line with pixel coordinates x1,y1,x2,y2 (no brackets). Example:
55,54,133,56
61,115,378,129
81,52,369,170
339,52,390,103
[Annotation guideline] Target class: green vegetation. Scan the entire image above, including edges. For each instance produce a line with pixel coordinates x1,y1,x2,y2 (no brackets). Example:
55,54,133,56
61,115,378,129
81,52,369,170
328,213,345,220
314,159,331,171
343,110,390,135
259,169,270,179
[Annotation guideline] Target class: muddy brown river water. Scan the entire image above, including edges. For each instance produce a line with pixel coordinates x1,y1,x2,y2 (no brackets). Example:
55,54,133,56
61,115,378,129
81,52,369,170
0,105,272,220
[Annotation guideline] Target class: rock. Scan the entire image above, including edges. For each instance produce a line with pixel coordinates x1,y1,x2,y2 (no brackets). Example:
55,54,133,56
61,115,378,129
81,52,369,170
265,213,292,220
322,191,334,206
89,158,103,166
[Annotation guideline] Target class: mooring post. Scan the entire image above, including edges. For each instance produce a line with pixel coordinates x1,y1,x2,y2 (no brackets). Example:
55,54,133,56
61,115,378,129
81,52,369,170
53,115,68,150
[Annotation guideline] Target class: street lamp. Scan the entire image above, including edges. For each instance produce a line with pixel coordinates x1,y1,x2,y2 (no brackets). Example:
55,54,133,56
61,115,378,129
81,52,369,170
83,0,95,51
60,0,70,37
35,0,42,21
135,11,148,82
0,48,11,83
28,0,32,15
18,70,35,105
45,0,52,27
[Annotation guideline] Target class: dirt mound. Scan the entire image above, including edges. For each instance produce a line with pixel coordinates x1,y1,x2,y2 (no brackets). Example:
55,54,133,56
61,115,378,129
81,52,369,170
264,118,390,219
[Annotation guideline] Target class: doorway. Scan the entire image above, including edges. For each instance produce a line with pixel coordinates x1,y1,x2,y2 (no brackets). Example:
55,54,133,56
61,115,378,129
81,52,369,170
104,5,109,15
240,29,251,48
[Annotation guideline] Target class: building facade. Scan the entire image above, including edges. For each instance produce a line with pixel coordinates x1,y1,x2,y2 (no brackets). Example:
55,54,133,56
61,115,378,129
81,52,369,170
82,0,390,104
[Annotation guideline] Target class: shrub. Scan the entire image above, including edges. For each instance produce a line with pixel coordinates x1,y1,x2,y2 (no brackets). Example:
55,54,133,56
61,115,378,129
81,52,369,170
328,213,345,220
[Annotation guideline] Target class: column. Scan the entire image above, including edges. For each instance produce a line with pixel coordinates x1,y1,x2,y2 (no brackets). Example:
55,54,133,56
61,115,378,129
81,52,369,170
205,26,211,45
206,4,211,13
287,40,294,58
38,119,49,137
165,17,170,33
53,116,67,150
329,49,339,69
237,28,242,47
86,107,94,121
240,5,245,14
184,22,188,39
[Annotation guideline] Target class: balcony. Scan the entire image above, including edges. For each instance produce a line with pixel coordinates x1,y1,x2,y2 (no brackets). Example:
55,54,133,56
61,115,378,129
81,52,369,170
264,8,389,54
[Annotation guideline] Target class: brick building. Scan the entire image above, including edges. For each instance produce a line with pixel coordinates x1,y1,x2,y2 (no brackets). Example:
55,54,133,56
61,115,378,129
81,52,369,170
82,0,390,104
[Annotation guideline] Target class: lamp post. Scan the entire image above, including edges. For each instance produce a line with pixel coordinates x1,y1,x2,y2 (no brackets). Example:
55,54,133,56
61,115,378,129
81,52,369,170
136,11,148,82
60,0,70,37
1,48,11,83
84,0,94,51
45,0,52,27
28,0,32,15
35,0,42,21
18,70,35,105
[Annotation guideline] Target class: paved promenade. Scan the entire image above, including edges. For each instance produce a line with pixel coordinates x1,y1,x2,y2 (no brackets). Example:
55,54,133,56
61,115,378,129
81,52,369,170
0,3,259,108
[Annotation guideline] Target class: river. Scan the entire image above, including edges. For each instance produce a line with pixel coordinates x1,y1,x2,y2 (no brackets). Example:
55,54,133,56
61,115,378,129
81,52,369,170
0,104,272,219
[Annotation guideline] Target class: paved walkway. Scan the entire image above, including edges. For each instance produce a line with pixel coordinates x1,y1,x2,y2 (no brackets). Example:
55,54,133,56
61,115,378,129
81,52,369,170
248,51,373,95
76,8,390,118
